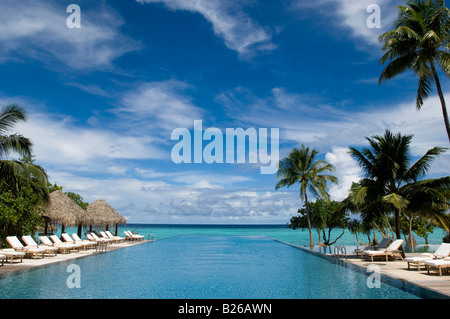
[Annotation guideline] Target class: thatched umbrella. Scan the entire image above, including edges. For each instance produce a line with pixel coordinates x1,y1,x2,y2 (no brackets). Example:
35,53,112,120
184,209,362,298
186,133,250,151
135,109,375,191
42,190,91,235
86,199,127,235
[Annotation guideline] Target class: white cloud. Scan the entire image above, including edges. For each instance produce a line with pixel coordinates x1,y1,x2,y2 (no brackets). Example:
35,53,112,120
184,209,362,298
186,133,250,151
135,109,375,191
325,147,362,201
14,111,166,171
292,0,397,50
115,79,206,135
49,170,297,224
0,0,140,69
134,168,253,186
136,0,276,58
218,86,450,158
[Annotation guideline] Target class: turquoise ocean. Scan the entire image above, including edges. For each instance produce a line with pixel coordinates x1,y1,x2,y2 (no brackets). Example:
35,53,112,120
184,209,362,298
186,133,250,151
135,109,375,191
61,223,449,254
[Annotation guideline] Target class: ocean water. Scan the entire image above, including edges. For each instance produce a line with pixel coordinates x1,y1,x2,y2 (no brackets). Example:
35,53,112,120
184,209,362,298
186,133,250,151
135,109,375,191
58,223,447,256
112,223,447,251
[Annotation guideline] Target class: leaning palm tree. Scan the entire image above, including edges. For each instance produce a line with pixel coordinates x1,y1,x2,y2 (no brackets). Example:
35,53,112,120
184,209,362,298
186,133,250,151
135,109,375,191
276,145,338,247
348,130,450,256
378,0,450,142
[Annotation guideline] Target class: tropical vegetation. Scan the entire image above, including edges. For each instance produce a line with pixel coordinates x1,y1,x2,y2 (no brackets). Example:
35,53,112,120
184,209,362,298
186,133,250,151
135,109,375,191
0,105,87,247
276,145,338,247
289,199,348,246
346,130,450,253
379,0,450,143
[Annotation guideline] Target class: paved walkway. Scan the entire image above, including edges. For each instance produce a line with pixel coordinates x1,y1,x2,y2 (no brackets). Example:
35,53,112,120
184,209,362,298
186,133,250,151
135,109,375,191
0,240,150,276
322,251,450,298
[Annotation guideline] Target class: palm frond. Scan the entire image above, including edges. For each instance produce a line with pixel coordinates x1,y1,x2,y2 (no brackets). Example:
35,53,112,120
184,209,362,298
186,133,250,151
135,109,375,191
383,193,410,211
405,146,447,180
0,104,27,134
0,134,32,159
416,65,434,109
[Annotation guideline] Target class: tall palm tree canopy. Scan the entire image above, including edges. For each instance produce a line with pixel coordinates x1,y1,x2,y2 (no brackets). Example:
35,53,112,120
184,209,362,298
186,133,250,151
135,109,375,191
378,0,450,142
276,145,337,198
348,130,450,239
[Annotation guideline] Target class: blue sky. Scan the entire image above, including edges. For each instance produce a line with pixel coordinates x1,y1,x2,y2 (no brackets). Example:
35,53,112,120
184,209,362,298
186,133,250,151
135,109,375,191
1,0,449,224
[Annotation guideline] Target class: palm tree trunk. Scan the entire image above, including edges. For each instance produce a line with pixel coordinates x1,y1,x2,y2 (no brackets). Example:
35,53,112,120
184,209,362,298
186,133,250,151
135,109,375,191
394,211,406,258
354,231,365,246
372,226,378,245
430,60,450,143
316,228,322,246
304,192,314,248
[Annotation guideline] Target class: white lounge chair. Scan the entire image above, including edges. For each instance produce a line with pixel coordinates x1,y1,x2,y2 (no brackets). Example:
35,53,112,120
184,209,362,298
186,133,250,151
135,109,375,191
124,230,144,241
71,233,97,249
405,243,450,271
91,233,112,243
61,233,92,250
354,237,392,258
86,233,108,243
39,235,73,254
22,235,58,257
425,257,450,277
99,231,116,243
90,232,112,243
6,236,46,259
105,230,125,243
0,254,5,266
50,235,81,252
363,239,404,263
0,249,25,263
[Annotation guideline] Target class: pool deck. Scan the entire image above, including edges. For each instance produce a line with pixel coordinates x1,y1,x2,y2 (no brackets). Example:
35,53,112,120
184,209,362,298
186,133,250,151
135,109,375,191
0,239,151,277
311,249,450,298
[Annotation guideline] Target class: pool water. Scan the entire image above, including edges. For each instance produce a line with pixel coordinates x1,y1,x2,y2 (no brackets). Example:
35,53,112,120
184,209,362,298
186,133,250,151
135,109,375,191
0,235,437,299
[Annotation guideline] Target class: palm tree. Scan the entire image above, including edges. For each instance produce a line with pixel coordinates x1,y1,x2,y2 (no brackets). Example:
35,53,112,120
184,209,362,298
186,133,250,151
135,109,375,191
348,130,450,255
276,145,338,247
378,0,450,142
0,104,32,158
0,105,48,198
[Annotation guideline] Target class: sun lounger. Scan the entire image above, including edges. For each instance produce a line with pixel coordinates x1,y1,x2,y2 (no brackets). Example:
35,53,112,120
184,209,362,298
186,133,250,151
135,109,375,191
71,233,98,249
90,232,112,243
99,231,117,243
354,237,392,258
405,243,450,271
105,230,125,243
124,230,144,241
61,233,92,250
22,235,58,257
39,235,73,254
363,239,404,263
86,233,108,243
0,254,5,266
0,249,25,263
6,236,46,259
49,235,81,252
425,257,450,276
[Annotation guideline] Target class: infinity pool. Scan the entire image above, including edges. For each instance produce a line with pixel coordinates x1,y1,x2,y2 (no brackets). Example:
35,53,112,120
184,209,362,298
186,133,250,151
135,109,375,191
0,235,440,299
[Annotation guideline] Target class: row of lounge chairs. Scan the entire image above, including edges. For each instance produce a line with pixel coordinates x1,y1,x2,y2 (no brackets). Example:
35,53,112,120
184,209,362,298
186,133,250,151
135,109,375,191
404,243,450,276
1,230,144,264
354,238,450,276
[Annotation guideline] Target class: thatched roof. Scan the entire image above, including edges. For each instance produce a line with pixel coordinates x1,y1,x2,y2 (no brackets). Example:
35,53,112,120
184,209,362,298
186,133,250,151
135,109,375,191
86,199,127,226
43,190,90,226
